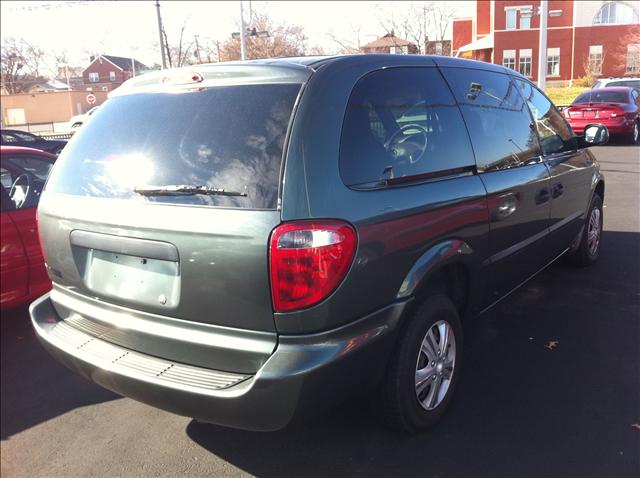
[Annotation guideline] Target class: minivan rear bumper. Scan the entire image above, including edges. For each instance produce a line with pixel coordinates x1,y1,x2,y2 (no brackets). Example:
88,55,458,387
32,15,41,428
30,293,408,431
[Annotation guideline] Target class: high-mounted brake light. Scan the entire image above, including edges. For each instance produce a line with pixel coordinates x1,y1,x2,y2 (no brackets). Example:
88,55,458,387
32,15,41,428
269,221,357,312
160,71,203,85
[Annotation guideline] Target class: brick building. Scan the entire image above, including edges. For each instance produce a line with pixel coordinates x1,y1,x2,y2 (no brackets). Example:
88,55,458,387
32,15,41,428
453,1,640,85
82,55,148,92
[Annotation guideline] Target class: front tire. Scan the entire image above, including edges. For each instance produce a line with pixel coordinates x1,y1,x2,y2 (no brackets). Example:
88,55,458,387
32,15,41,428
373,293,462,432
567,194,603,267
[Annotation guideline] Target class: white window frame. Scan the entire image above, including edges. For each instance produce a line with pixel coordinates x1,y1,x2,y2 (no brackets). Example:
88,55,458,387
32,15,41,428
589,45,603,76
519,11,531,30
88,72,99,83
627,44,640,74
547,47,560,77
109,71,116,81
503,49,516,70
519,49,533,77
593,1,639,25
506,9,517,30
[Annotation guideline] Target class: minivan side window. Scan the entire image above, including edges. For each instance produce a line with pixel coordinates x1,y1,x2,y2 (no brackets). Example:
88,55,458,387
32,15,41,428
440,68,541,171
339,68,475,187
513,78,576,155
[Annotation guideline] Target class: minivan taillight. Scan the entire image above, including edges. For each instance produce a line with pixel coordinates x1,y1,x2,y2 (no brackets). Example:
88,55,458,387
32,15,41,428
269,221,357,312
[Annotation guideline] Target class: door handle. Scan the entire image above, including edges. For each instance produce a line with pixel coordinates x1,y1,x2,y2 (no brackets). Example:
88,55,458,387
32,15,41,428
552,183,564,198
535,188,550,205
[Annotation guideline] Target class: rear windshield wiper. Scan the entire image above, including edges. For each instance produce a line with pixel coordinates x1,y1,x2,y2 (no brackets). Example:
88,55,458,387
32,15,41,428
134,185,247,197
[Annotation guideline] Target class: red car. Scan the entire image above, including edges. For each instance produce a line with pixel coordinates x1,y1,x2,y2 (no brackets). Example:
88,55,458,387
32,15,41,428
1,146,55,309
564,87,640,143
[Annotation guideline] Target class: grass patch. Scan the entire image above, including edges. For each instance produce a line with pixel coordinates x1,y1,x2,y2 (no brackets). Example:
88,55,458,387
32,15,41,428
546,86,590,106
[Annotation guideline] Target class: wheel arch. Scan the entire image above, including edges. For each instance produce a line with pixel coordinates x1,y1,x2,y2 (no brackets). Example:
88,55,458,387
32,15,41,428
396,239,475,320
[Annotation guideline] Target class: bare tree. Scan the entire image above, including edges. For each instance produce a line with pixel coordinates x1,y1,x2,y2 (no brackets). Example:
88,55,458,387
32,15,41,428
327,23,363,54
428,2,457,41
1,37,46,93
376,1,458,52
218,12,308,61
377,3,428,53
163,21,195,68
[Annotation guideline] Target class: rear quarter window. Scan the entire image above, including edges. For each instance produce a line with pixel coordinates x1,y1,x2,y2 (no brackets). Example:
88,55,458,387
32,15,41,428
45,83,302,209
441,68,541,171
339,67,474,187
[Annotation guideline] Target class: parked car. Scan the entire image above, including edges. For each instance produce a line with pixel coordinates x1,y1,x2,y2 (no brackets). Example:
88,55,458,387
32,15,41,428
30,56,607,433
564,87,639,143
0,129,67,155
69,106,99,131
592,77,640,91
1,146,55,310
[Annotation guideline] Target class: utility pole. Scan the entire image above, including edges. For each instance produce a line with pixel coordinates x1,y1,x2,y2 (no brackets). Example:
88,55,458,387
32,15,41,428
537,0,549,91
155,0,167,69
131,57,136,77
239,0,247,60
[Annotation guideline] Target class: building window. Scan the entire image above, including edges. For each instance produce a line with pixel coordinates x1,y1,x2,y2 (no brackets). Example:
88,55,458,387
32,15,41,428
547,48,560,76
390,45,408,54
506,9,517,30
627,44,640,73
109,71,116,81
593,1,639,25
589,45,603,75
519,11,531,29
503,49,516,70
89,72,99,83
435,42,443,55
519,49,532,77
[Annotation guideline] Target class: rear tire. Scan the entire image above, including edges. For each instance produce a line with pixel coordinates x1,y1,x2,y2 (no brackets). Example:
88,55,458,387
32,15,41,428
373,293,462,433
567,194,603,267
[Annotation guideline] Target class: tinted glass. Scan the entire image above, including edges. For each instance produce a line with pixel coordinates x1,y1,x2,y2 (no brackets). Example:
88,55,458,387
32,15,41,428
1,158,50,210
607,80,640,88
340,67,474,187
4,154,54,180
442,68,540,171
573,90,629,104
13,131,38,142
514,79,575,155
46,84,301,209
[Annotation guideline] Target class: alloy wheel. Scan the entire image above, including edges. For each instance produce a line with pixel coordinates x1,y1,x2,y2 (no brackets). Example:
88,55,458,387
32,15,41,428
414,320,456,410
587,206,602,257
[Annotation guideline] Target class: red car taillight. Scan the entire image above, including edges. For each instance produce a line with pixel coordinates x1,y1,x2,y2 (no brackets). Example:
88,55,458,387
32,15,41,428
269,220,357,312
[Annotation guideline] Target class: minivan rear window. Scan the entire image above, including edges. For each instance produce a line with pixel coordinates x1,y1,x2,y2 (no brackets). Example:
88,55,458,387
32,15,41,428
46,84,301,209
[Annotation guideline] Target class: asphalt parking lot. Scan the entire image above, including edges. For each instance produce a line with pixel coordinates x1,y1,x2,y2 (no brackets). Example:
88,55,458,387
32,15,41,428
1,143,638,478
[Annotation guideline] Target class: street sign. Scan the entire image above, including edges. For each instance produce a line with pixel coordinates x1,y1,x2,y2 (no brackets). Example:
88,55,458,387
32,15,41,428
86,94,96,105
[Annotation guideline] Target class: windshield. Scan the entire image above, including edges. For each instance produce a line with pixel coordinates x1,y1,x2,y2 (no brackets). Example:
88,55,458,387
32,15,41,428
46,83,301,209
573,90,628,104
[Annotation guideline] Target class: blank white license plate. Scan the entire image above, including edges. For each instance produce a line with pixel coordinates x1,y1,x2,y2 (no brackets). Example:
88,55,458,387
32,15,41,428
84,249,180,308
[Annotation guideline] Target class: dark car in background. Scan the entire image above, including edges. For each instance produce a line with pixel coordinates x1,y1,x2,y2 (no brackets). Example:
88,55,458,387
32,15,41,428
1,146,55,310
30,55,607,433
564,87,639,143
1,129,67,155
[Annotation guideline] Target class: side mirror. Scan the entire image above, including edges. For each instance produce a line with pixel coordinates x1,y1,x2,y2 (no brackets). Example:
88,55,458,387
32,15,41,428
577,124,609,148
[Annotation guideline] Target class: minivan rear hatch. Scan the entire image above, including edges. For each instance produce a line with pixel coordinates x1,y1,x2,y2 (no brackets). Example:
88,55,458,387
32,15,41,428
39,64,309,333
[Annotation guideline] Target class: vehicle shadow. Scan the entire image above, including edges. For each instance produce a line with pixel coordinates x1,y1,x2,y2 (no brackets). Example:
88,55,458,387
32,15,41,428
0,305,119,440
186,230,640,478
